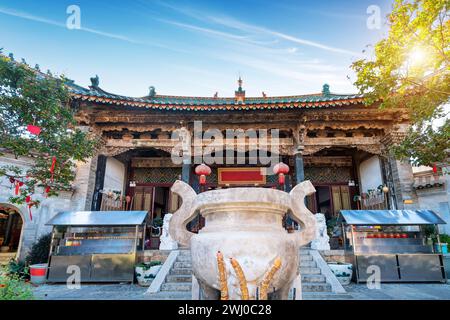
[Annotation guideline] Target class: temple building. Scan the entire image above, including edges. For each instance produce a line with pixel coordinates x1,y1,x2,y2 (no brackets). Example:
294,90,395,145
0,76,428,258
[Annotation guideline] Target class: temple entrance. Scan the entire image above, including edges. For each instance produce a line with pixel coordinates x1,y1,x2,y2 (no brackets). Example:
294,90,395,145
0,205,23,262
130,184,178,249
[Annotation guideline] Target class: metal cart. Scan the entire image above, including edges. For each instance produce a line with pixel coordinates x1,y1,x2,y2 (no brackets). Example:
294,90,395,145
46,210,147,283
339,210,447,283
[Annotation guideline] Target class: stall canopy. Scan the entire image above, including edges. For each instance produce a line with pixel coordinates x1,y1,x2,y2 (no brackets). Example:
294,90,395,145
339,210,446,226
46,211,148,226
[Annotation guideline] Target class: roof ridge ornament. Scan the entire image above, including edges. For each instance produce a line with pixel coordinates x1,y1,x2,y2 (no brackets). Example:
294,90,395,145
235,76,245,103
322,84,330,96
90,75,100,88
149,86,156,97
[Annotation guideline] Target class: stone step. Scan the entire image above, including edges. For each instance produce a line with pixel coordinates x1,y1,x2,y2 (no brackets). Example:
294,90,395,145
170,268,192,275
299,250,311,255
299,255,313,261
176,255,192,262
146,291,192,300
302,283,332,292
178,250,191,256
302,292,352,300
161,282,192,292
166,275,192,283
174,262,192,269
299,260,316,268
300,267,321,275
301,274,326,283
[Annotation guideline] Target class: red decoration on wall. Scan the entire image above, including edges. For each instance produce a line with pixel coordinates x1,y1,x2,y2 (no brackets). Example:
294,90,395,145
14,181,24,195
27,204,33,221
49,156,57,182
25,196,33,221
218,168,266,185
26,125,41,136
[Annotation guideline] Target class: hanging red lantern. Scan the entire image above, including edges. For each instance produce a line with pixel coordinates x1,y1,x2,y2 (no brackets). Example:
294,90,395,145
26,125,41,136
432,163,438,173
273,162,289,186
195,163,211,186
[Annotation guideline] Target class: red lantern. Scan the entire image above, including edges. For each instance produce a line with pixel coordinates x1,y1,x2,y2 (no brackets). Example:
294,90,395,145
195,163,211,186
273,162,289,186
432,163,438,173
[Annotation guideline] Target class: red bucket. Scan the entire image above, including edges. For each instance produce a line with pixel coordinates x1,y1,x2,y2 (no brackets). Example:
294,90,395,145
30,264,48,285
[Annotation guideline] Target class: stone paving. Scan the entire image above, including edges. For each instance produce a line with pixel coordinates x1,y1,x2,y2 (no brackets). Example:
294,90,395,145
32,282,450,300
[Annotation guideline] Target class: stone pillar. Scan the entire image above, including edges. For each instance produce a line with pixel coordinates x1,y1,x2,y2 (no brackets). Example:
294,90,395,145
182,159,191,183
295,153,305,184
292,125,306,185
388,156,418,209
70,155,99,211
91,155,107,211
382,125,418,209
70,126,102,211
180,125,192,184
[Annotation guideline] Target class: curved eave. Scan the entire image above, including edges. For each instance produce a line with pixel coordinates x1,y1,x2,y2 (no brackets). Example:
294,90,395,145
71,93,365,111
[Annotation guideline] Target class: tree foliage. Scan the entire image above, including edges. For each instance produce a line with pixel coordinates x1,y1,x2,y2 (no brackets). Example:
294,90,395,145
351,0,449,165
0,52,97,207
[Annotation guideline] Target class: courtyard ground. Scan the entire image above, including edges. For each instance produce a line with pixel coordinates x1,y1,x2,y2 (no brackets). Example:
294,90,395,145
31,282,450,300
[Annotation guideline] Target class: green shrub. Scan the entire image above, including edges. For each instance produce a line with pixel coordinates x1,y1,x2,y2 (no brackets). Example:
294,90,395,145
25,233,52,265
7,259,29,279
136,261,162,270
438,234,450,244
0,267,34,300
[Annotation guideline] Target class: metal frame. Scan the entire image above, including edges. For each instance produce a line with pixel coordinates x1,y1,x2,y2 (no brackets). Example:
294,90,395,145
341,221,447,283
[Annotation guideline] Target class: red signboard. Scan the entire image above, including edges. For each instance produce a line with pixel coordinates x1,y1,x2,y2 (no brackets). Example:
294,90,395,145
218,168,266,185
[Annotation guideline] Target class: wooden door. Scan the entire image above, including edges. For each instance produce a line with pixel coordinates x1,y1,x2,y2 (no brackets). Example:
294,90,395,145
132,186,155,213
331,185,351,216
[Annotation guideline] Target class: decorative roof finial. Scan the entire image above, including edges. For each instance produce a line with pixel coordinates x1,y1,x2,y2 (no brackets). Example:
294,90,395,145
90,75,100,88
322,83,330,96
149,86,156,97
235,76,245,103
213,92,218,98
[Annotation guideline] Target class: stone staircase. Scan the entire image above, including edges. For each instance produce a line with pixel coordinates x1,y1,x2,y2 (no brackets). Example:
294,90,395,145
156,250,192,299
299,248,332,293
149,248,345,300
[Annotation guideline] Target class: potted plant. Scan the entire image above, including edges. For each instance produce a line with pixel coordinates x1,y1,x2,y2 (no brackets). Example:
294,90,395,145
135,261,162,286
26,233,51,285
328,261,353,285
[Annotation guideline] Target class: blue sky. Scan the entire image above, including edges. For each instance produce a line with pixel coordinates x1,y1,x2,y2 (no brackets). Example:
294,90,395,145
0,0,393,97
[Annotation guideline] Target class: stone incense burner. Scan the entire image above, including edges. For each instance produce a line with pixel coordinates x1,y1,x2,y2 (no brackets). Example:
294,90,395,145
169,180,316,300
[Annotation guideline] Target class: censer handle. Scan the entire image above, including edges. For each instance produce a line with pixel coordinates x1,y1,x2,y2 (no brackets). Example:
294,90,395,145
288,180,317,247
169,180,198,247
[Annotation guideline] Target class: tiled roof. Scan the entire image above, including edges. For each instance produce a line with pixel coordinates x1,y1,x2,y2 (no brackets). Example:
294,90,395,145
68,82,365,111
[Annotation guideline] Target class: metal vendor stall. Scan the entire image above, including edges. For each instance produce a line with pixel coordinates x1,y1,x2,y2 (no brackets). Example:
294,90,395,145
46,210,147,283
339,210,447,283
